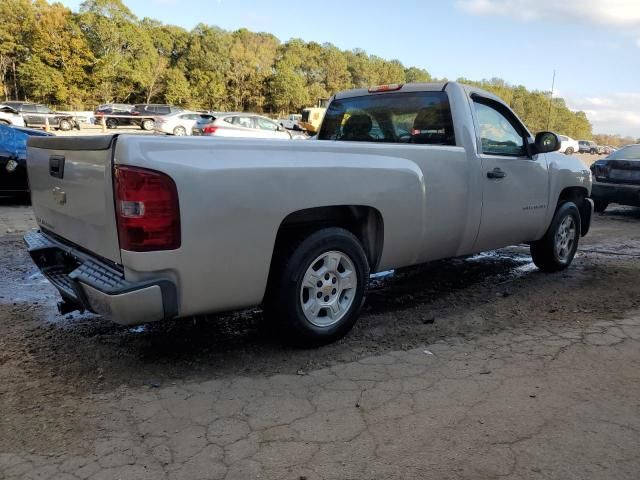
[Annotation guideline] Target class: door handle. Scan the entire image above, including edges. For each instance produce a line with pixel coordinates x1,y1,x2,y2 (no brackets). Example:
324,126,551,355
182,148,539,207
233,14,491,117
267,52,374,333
487,168,506,179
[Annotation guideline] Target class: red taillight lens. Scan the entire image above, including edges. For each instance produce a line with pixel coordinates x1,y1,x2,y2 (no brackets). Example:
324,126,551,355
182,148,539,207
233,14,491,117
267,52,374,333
203,125,218,134
114,165,180,252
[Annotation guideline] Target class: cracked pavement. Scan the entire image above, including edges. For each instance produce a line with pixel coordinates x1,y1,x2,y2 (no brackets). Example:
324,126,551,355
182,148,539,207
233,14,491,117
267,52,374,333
3,314,640,480
1,202,639,479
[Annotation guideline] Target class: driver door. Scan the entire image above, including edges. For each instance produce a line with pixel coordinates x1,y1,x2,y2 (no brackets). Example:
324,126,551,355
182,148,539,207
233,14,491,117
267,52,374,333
471,96,550,252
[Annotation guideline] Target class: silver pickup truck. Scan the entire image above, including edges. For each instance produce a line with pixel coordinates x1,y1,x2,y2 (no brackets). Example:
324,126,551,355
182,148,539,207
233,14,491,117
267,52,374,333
25,82,593,345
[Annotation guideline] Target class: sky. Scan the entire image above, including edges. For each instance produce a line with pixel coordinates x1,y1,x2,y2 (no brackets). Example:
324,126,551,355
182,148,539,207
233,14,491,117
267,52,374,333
58,0,640,137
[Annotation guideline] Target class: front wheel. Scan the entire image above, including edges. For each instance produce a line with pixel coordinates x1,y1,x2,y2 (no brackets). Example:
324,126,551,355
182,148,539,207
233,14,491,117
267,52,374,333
106,118,119,129
141,119,154,131
265,227,369,346
565,147,574,155
173,126,187,136
531,202,581,272
58,119,72,131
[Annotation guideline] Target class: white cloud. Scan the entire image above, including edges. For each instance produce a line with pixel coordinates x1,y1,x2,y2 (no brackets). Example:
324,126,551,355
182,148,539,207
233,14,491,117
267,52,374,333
457,0,640,47
565,93,640,136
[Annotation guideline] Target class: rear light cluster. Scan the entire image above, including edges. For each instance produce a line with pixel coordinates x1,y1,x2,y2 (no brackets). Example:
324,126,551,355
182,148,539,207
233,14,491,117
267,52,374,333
202,125,218,134
368,84,403,93
114,165,181,252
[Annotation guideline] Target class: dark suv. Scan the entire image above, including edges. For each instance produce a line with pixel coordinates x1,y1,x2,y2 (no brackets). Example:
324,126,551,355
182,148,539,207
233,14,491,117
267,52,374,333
578,140,597,154
94,103,135,129
131,104,183,131
3,102,79,131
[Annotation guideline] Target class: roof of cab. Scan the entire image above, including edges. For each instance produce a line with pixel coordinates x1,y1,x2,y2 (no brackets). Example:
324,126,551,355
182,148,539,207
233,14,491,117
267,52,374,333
333,82,448,100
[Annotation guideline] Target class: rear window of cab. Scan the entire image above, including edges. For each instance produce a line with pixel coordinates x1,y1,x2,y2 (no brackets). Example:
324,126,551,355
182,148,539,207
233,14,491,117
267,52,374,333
318,91,455,146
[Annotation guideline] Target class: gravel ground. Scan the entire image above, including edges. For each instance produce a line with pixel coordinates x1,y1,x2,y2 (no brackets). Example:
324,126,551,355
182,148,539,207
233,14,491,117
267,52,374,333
1,190,639,478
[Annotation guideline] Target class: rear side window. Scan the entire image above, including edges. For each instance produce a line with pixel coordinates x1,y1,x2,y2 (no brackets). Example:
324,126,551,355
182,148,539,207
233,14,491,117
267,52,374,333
318,91,455,145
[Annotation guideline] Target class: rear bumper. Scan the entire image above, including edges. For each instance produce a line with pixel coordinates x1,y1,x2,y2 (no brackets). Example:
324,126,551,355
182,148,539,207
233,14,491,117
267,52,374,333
592,182,640,207
24,230,178,325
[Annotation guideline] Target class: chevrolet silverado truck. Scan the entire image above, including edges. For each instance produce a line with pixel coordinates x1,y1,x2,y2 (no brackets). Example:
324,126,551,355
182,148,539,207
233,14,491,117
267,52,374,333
24,82,593,345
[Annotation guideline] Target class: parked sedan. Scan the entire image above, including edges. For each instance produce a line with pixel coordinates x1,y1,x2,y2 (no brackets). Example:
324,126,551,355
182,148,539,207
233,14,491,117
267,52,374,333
0,105,26,127
0,124,54,197
557,135,579,155
192,113,292,139
2,102,78,131
154,111,214,136
590,144,640,212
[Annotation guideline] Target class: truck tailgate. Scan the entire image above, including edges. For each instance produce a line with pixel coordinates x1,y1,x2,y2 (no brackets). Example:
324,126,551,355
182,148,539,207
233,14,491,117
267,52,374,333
27,135,121,264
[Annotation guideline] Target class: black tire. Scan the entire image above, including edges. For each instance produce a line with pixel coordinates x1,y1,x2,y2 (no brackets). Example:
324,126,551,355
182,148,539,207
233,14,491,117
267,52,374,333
530,201,581,272
141,119,154,131
0,120,9,125
565,147,574,155
593,199,608,213
58,119,72,131
106,118,119,129
265,227,369,346
173,126,187,136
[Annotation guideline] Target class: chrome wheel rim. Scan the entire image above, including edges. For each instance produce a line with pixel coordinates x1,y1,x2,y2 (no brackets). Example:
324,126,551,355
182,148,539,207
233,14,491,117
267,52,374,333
299,250,357,327
554,215,577,262
175,127,186,136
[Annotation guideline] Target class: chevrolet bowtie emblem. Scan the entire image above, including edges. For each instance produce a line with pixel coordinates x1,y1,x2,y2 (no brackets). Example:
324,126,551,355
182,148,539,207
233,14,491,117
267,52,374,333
52,187,66,205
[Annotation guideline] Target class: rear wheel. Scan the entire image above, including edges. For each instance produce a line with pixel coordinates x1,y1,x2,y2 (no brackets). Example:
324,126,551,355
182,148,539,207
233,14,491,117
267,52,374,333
265,227,369,346
531,202,581,272
593,199,608,213
173,126,187,136
106,118,119,129
0,120,9,125
58,119,72,131
141,119,154,131
565,147,574,155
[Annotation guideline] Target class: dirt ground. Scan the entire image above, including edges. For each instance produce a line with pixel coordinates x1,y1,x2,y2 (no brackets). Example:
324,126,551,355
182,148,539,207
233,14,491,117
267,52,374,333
1,183,639,479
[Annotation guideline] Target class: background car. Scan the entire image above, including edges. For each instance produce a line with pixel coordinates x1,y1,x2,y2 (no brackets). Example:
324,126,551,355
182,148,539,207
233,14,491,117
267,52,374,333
2,102,78,131
557,135,579,155
0,124,54,198
278,113,302,130
154,111,214,136
579,140,598,154
0,105,26,127
94,103,135,129
131,104,183,131
590,144,640,212
192,113,293,139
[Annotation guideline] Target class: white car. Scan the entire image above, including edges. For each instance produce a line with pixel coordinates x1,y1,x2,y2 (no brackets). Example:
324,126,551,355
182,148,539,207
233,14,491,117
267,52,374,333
192,113,293,139
154,111,213,136
558,135,579,155
0,105,25,127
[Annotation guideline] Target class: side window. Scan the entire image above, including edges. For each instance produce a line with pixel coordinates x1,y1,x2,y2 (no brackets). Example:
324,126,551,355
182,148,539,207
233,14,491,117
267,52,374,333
22,105,36,113
231,116,254,129
473,100,525,156
318,91,455,145
256,117,278,131
157,106,170,114
36,105,52,114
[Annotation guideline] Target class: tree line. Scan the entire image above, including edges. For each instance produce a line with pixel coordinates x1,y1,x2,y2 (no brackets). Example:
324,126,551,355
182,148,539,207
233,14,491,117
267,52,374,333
1,0,594,139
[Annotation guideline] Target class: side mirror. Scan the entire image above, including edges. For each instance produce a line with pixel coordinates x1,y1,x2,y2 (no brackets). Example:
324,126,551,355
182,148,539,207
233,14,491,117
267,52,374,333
534,131,560,154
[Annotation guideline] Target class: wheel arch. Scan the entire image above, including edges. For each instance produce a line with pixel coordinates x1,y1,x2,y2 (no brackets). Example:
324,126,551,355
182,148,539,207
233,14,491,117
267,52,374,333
556,186,591,237
269,205,385,277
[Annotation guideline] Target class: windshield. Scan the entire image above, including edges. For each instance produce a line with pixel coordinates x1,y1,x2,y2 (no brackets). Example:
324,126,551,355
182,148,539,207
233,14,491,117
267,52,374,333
608,145,640,160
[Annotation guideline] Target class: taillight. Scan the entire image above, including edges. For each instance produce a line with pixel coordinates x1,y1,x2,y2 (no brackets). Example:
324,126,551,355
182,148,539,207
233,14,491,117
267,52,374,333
203,125,218,134
114,165,180,252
